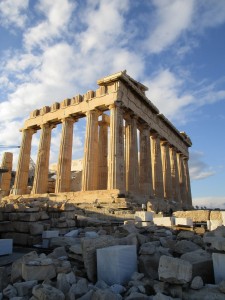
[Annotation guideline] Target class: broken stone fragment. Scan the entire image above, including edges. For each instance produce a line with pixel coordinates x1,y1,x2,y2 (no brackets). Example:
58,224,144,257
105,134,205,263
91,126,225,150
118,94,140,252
158,255,192,284
190,276,204,290
22,263,56,281
32,284,65,300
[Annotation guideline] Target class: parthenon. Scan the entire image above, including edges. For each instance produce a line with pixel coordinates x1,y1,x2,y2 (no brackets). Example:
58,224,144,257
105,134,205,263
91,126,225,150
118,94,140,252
10,71,192,211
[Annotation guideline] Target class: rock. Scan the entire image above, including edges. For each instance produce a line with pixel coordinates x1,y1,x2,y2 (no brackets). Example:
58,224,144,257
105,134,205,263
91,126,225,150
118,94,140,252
76,290,94,300
56,273,71,294
219,280,225,293
70,244,82,255
0,267,9,292
125,292,149,299
173,240,201,254
32,284,65,300
92,289,122,300
3,284,17,298
177,231,195,240
139,243,156,255
56,260,72,274
11,251,38,283
50,237,79,247
95,280,109,290
182,285,225,300
48,246,68,259
190,276,204,290
158,255,192,284
68,278,89,298
81,236,117,281
110,284,126,294
181,249,214,283
22,263,56,281
153,293,176,300
13,280,38,297
131,272,145,281
138,250,162,280
30,223,44,235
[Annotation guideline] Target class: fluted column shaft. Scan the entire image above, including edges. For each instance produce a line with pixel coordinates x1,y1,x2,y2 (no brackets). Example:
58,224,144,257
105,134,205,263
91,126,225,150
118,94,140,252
107,104,125,191
98,115,109,190
32,123,53,194
151,133,164,198
139,125,153,197
161,141,173,200
125,116,139,193
82,110,99,191
169,146,181,203
0,152,13,196
177,152,187,207
13,128,35,195
183,156,192,207
55,117,74,193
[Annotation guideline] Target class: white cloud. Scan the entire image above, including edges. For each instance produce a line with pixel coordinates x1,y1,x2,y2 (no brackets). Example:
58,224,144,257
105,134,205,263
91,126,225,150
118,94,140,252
0,0,29,29
189,151,215,181
79,0,129,53
24,0,75,50
146,0,194,53
192,196,225,209
145,69,194,122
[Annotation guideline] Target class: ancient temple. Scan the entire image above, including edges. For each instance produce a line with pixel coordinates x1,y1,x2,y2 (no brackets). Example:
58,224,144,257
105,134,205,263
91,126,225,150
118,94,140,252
11,71,192,211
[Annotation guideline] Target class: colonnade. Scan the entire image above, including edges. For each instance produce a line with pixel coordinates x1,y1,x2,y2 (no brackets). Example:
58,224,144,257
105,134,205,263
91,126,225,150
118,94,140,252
13,103,192,208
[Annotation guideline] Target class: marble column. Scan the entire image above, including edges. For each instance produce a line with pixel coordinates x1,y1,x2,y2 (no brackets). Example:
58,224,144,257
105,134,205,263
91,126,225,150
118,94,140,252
32,123,53,194
0,152,13,196
177,152,187,207
169,146,181,203
183,156,192,207
125,115,139,193
82,110,100,191
98,114,109,190
139,124,153,197
107,103,125,192
13,128,35,195
150,133,164,199
55,117,75,193
161,140,173,200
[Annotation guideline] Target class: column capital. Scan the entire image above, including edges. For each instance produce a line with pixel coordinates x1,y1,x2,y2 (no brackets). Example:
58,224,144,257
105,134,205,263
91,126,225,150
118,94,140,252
108,101,123,110
160,140,170,147
139,123,150,131
40,123,56,130
150,131,161,139
60,116,77,123
20,128,37,135
85,109,101,117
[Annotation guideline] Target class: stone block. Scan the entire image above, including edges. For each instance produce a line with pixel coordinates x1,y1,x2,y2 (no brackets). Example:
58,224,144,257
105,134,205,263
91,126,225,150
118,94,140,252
32,284,65,300
221,212,225,225
13,280,37,297
175,218,193,226
85,231,99,238
65,229,79,237
97,245,137,285
135,211,154,222
42,230,59,238
158,255,192,284
212,253,225,284
0,239,13,255
207,220,223,231
153,217,173,227
181,249,214,283
22,263,56,281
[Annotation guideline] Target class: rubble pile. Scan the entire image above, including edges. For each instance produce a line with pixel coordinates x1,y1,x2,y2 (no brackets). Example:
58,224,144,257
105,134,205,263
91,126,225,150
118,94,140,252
1,212,225,300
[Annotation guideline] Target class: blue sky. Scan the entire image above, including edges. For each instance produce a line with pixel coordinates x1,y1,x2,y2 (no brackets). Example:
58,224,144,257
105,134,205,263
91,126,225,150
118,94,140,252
0,0,225,208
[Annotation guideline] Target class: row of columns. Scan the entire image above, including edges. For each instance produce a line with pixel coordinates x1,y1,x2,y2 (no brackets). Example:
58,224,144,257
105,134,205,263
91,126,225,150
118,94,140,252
13,104,191,207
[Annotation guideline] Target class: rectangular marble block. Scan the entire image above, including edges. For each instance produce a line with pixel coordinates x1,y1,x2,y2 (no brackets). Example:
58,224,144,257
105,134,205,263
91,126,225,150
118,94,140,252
0,239,13,255
97,245,137,285
212,253,225,284
207,220,223,231
135,211,154,222
153,217,174,227
42,230,59,238
220,212,225,226
175,218,193,227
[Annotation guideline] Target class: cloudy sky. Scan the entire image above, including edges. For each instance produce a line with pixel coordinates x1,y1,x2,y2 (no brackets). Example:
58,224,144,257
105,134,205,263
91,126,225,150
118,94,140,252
0,0,225,208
